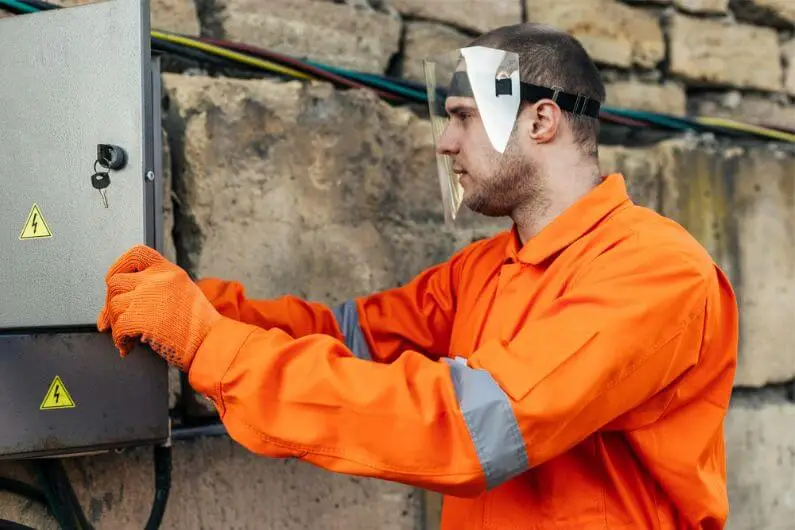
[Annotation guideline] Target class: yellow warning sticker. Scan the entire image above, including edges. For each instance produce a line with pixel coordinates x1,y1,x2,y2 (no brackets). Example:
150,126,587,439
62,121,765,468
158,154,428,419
19,203,52,240
40,375,76,410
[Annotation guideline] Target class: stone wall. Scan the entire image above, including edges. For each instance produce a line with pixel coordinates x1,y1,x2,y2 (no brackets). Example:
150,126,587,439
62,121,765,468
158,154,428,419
1,0,795,529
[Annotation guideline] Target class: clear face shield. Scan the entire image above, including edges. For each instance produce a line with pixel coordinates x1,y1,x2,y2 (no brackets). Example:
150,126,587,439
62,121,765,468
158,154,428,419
422,46,601,223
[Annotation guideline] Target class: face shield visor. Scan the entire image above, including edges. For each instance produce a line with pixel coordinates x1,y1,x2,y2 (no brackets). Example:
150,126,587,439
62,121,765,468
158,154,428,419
422,46,601,223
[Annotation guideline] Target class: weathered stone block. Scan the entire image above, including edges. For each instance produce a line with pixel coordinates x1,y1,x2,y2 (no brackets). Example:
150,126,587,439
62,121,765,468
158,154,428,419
401,21,471,83
688,91,795,134
390,0,521,34
674,0,729,13
54,0,200,34
730,0,795,28
605,80,687,115
599,145,661,211
783,39,795,97
659,139,795,386
725,402,795,529
213,0,401,74
668,13,783,92
526,0,665,69
162,73,504,297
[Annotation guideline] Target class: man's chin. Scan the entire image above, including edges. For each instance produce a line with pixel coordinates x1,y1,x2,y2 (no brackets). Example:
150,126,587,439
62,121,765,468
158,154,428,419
463,195,509,218
462,195,489,216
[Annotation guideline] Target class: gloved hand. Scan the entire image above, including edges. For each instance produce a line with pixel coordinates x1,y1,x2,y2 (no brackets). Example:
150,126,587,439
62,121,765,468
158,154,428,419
97,244,223,371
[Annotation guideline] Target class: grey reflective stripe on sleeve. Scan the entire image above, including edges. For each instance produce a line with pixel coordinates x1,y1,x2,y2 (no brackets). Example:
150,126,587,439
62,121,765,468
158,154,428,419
444,356,529,489
331,300,372,361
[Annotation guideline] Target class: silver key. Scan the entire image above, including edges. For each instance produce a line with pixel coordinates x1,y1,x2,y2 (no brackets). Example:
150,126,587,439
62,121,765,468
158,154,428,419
91,172,110,208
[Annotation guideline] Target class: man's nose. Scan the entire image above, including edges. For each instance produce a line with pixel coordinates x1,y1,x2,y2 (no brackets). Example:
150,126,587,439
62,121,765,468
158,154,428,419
435,123,459,156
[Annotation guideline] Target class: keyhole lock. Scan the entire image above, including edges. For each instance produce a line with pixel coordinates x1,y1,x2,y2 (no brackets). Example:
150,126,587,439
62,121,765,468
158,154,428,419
90,143,125,209
97,144,127,171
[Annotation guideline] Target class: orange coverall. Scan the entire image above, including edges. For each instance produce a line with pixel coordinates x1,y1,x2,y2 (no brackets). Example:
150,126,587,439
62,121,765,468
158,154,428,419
189,173,738,529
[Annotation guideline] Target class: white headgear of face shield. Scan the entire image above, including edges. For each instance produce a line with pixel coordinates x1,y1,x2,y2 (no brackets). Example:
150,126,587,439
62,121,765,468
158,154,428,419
422,46,601,224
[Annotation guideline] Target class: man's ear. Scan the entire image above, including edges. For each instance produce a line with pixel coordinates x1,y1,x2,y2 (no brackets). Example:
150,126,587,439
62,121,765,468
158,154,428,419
525,99,561,144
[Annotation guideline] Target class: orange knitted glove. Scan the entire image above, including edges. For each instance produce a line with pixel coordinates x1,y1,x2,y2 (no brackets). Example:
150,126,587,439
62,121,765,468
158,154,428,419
97,245,223,371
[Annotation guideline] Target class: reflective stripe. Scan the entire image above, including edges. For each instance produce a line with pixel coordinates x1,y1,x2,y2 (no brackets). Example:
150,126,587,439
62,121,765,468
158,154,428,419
444,356,529,489
331,300,372,361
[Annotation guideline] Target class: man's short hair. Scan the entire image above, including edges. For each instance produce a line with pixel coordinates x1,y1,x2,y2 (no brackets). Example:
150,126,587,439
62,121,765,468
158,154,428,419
469,24,606,157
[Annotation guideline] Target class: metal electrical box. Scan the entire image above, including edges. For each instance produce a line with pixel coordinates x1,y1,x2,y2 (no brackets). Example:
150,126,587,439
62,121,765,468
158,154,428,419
0,0,169,458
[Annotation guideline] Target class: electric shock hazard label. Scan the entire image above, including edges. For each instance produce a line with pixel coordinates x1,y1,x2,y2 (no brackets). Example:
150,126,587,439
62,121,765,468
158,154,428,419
19,203,52,240
40,375,76,410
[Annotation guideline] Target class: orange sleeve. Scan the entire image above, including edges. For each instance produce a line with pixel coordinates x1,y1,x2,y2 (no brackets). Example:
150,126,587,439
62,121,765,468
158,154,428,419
187,236,729,497
196,278,343,340
195,244,470,364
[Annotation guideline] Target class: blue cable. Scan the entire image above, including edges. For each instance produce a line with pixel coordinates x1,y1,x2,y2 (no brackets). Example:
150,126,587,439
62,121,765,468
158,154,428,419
0,0,37,13
602,106,698,132
305,60,429,102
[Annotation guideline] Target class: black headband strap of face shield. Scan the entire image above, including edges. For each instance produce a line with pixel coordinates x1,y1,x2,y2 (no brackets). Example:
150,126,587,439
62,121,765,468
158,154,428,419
446,72,601,119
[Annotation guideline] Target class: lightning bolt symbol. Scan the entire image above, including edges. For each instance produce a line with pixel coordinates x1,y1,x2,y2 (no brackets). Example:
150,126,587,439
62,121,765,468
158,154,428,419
32,213,38,234
54,384,60,403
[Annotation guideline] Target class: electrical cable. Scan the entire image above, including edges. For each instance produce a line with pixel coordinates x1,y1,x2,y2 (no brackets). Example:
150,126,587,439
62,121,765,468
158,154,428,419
33,460,85,530
151,30,314,81
144,443,172,530
26,443,172,530
597,112,654,128
0,477,48,509
0,0,34,13
0,520,39,530
171,423,228,441
601,106,698,132
15,0,53,9
304,59,429,103
694,116,795,143
193,35,408,103
152,39,262,71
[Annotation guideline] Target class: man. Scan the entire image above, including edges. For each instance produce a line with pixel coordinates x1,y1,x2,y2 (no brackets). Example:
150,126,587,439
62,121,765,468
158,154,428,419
98,23,738,529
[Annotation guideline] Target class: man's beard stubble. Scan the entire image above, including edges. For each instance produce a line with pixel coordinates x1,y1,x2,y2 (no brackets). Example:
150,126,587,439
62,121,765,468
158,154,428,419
462,147,546,220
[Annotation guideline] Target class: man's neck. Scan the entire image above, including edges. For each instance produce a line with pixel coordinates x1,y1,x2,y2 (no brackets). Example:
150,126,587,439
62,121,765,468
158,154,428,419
512,163,602,245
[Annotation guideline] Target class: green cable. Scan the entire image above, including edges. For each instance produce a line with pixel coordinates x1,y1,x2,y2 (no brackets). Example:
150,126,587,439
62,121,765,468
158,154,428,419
602,106,697,132
305,59,429,103
0,0,37,13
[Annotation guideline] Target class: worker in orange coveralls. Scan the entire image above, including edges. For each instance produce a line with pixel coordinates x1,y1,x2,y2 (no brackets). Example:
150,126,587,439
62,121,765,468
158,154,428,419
98,23,738,529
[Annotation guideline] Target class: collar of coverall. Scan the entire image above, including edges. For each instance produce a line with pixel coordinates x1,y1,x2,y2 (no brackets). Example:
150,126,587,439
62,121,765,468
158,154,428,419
505,173,631,265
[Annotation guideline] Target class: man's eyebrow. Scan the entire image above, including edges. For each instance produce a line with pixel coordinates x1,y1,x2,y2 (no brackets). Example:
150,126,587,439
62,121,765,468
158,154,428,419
445,102,477,116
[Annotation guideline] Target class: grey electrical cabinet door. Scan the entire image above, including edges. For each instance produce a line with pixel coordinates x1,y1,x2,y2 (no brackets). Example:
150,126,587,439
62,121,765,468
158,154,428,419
0,0,161,330
0,0,169,459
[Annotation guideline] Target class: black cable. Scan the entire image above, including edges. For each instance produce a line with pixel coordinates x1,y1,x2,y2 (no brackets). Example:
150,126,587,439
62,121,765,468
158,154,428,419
144,444,172,530
34,461,76,530
34,459,89,530
152,39,260,72
32,444,171,530
0,3,28,14
171,422,228,441
0,477,48,508
0,520,39,530
53,461,91,530
16,0,54,9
